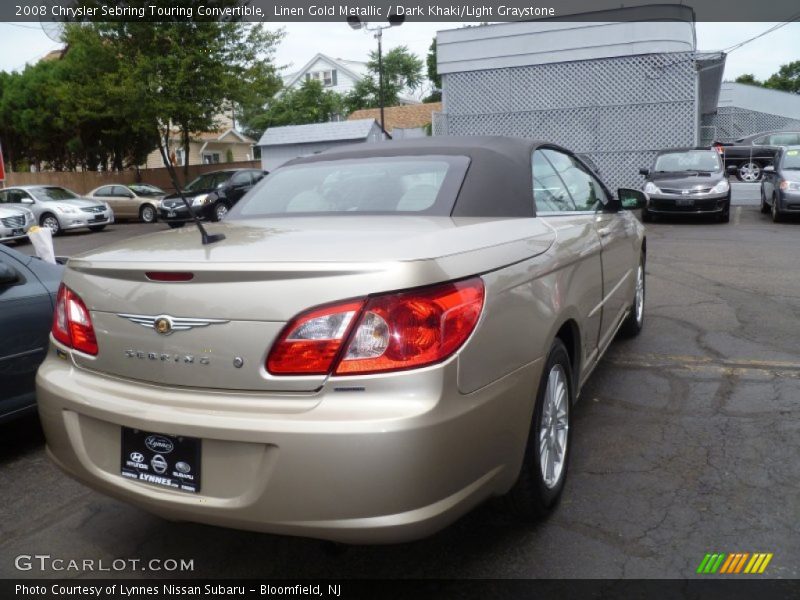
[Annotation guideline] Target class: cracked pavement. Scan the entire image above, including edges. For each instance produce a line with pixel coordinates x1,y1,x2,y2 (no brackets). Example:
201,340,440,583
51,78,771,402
2,191,798,579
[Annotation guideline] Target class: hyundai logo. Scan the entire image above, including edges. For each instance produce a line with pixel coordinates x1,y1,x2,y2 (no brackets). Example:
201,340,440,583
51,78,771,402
145,435,174,454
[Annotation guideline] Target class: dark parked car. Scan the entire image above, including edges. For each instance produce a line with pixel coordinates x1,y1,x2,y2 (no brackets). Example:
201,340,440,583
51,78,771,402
639,148,732,222
0,244,62,423
159,169,267,227
761,146,800,222
715,130,800,182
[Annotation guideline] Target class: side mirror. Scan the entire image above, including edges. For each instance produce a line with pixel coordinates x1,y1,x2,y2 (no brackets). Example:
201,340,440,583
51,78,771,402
618,188,648,211
763,165,775,173
639,168,650,177
0,263,19,285
726,165,738,175
20,197,34,204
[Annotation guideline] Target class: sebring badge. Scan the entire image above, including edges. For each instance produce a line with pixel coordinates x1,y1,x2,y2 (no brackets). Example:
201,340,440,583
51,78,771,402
117,313,228,335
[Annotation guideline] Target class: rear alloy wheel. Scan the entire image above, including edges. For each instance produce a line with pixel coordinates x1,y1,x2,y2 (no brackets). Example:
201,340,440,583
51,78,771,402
213,202,229,222
620,254,645,337
140,204,156,224
737,161,762,183
504,339,573,520
40,214,61,236
772,195,783,223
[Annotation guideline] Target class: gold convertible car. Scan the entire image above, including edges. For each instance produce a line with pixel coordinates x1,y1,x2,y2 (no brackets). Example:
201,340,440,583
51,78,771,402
37,137,647,543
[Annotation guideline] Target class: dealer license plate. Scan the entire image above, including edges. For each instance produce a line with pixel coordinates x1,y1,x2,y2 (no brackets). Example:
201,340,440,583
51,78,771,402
120,428,201,493
675,198,694,207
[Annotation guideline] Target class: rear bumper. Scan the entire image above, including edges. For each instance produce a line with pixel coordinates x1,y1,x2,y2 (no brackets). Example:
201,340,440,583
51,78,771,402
36,349,540,543
647,193,728,215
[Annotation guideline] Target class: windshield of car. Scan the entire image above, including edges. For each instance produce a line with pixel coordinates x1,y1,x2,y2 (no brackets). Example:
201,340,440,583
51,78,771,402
31,187,80,201
232,156,470,218
782,149,800,169
128,184,165,196
653,151,722,173
184,172,233,192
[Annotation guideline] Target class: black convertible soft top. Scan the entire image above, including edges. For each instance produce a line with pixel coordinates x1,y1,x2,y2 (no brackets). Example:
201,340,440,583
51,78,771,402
285,136,557,218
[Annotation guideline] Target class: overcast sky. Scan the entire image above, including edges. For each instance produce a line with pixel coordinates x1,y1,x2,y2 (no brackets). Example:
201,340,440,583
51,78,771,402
0,21,797,82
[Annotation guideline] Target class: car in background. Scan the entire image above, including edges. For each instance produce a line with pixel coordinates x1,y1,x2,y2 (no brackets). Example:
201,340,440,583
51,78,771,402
0,204,36,244
0,185,114,236
159,169,267,227
87,183,166,224
715,130,800,182
761,145,800,222
1,243,63,423
37,137,647,543
639,148,732,222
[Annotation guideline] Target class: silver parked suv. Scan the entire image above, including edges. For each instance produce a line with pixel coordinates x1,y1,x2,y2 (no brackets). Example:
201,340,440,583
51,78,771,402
0,185,114,235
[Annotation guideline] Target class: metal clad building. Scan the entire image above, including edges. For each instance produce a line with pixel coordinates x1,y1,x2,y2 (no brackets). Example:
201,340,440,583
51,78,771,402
701,82,800,145
434,6,726,189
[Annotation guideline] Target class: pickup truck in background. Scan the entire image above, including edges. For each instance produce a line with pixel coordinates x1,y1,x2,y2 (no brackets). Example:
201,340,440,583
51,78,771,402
714,130,800,182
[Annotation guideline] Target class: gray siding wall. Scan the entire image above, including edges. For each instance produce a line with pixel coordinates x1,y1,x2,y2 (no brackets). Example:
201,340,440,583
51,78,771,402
435,52,698,189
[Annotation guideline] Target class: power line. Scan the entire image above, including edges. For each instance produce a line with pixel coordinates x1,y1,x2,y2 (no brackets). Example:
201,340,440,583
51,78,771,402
0,22,42,31
723,16,800,54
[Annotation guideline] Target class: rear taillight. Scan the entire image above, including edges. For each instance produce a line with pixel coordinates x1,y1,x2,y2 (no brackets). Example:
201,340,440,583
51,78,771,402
266,278,484,376
52,284,99,355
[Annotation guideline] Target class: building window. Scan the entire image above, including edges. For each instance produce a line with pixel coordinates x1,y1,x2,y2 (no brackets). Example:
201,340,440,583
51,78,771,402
306,69,337,87
202,152,221,164
174,148,186,166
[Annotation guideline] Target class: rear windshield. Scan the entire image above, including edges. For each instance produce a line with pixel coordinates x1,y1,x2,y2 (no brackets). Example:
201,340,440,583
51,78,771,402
32,187,80,201
231,156,470,218
654,151,722,173
184,172,234,192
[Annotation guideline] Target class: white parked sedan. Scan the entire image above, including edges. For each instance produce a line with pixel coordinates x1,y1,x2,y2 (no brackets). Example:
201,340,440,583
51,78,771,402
0,185,114,235
0,204,35,244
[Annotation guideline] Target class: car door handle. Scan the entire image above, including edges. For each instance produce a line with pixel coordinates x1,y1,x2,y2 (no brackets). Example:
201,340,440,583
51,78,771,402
598,227,612,238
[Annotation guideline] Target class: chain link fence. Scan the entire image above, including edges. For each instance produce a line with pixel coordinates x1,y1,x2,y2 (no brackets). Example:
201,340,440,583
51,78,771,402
434,52,699,190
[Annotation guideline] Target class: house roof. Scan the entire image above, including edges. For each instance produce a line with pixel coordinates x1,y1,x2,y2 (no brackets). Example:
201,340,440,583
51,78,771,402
282,53,367,90
347,103,442,132
194,128,254,143
257,119,379,147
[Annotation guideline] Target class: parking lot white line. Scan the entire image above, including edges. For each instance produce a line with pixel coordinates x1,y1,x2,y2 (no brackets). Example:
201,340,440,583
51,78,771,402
734,206,742,225
606,352,800,377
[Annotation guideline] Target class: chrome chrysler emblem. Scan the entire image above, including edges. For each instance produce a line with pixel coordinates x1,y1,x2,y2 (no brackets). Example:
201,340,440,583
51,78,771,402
117,313,228,335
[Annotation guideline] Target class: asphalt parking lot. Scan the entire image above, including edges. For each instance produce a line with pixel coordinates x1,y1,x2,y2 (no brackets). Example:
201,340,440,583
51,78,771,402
2,185,798,579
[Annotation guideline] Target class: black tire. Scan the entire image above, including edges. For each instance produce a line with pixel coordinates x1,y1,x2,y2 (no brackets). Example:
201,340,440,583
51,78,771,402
39,213,61,236
719,199,730,223
760,187,770,214
771,195,782,223
212,201,229,222
641,208,652,223
140,204,157,224
167,222,186,229
89,225,106,232
619,253,645,338
504,338,573,521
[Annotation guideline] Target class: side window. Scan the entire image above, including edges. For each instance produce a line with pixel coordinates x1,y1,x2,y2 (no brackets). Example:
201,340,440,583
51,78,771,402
231,171,252,186
111,186,131,197
532,150,575,213
95,186,113,196
752,135,769,145
543,149,606,211
0,191,7,204
769,133,800,146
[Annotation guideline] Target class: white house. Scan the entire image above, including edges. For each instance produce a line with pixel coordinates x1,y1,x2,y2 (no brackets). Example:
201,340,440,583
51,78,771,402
282,53,420,104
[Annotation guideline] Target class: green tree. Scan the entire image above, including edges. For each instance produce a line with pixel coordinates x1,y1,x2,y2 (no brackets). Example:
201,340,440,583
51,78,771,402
424,38,442,102
764,61,800,94
734,73,762,86
242,79,344,136
345,46,424,112
81,0,283,177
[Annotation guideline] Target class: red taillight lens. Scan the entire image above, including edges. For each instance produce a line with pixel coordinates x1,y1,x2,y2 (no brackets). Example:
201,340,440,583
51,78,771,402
267,300,365,375
51,284,99,355
145,271,194,282
336,278,484,375
265,278,485,376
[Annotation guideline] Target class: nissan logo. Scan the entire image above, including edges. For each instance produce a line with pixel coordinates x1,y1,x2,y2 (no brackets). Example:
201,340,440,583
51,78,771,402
144,435,174,454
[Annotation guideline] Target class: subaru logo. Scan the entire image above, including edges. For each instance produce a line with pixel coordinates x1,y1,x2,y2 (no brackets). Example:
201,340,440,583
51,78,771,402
175,461,191,474
145,435,174,454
